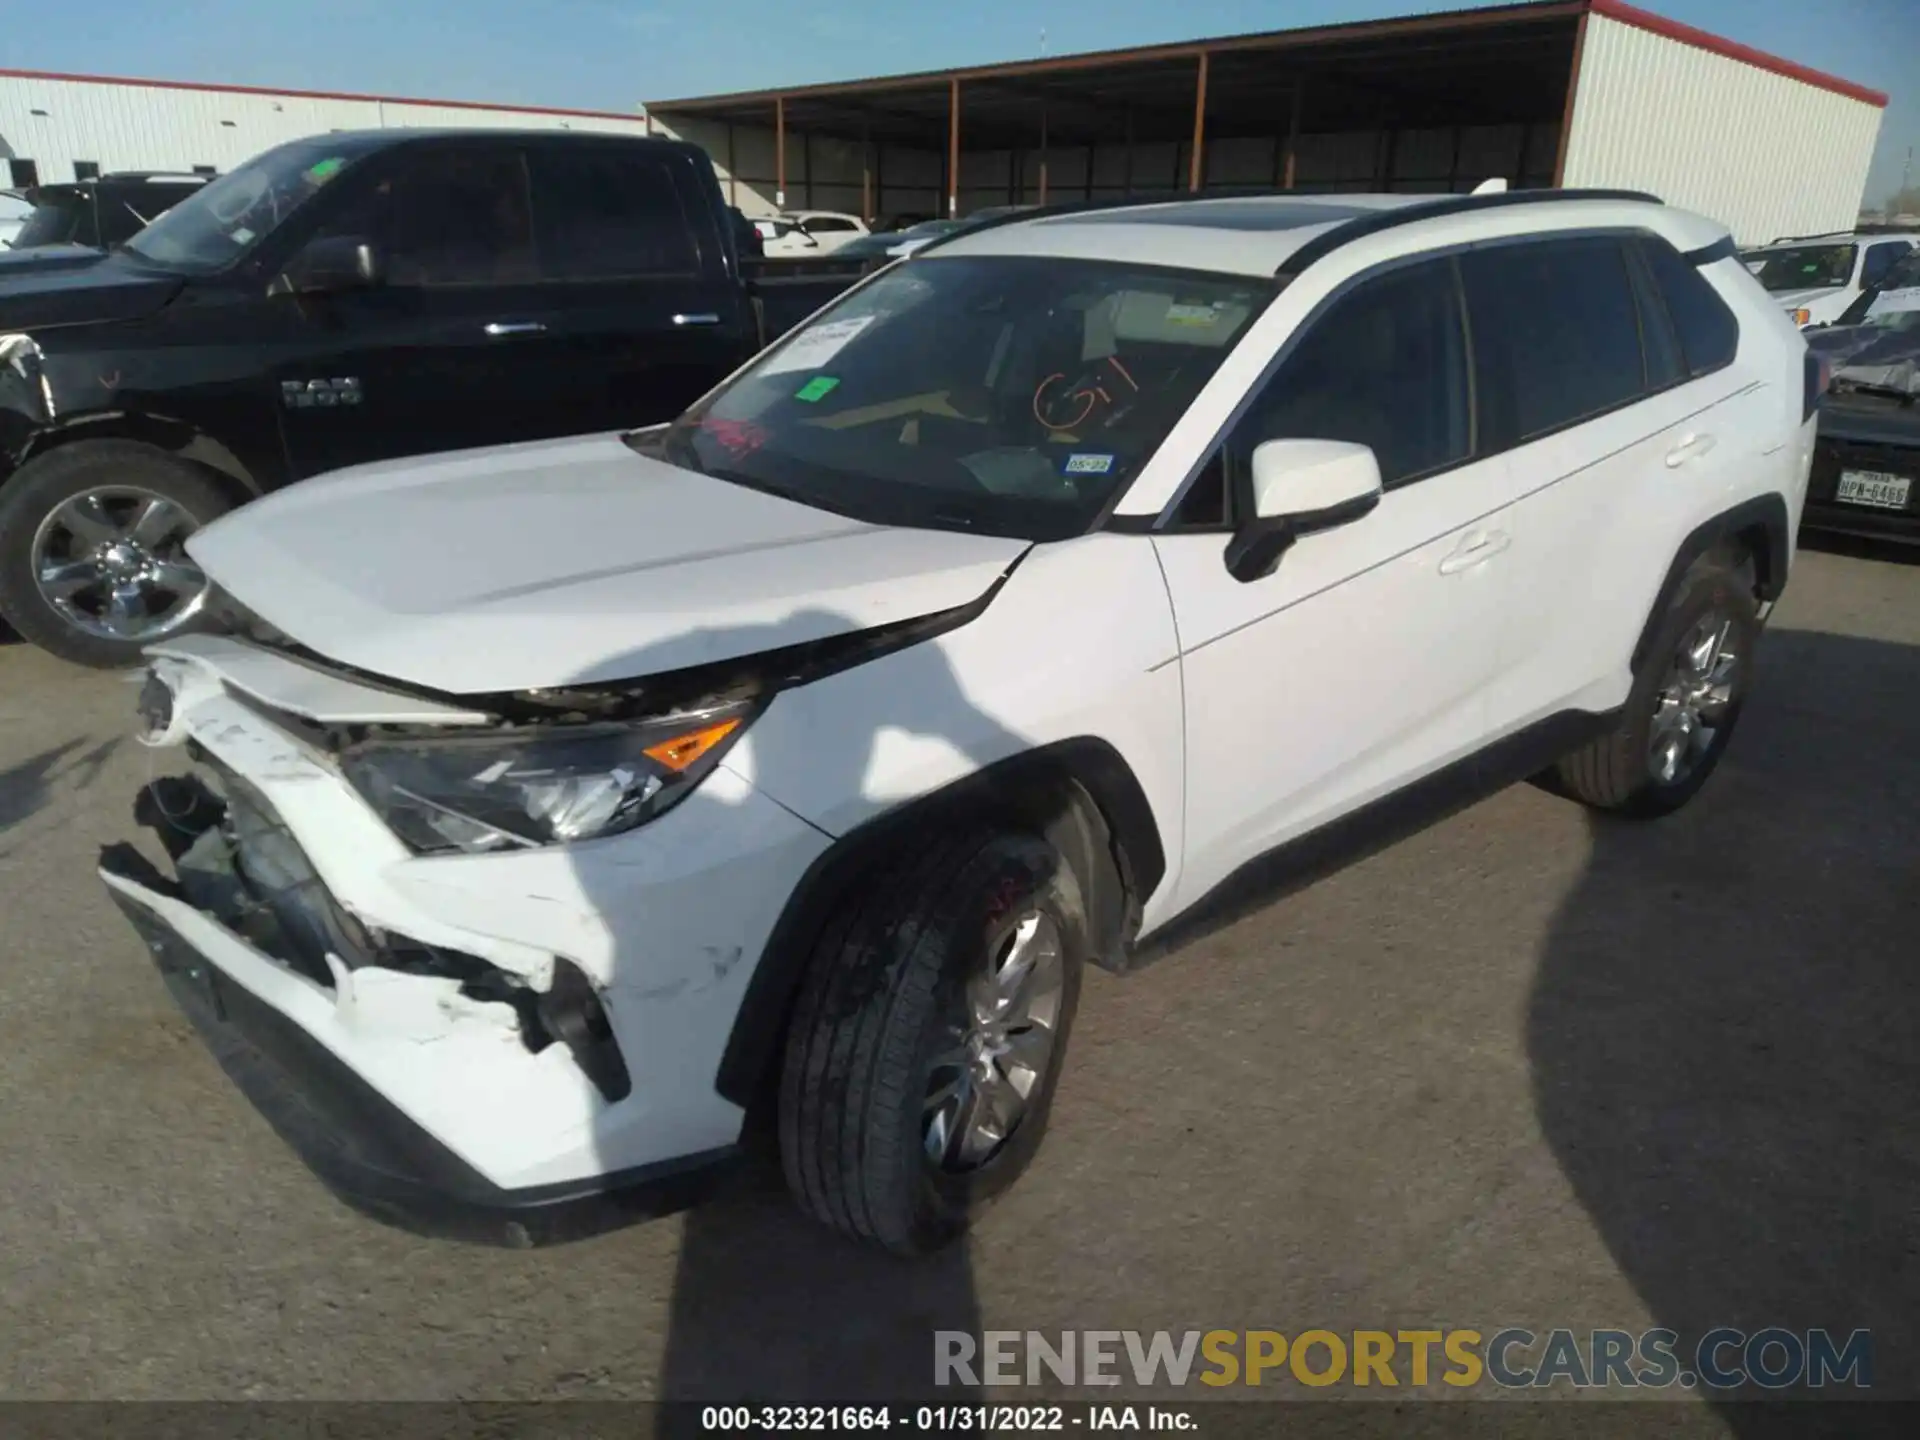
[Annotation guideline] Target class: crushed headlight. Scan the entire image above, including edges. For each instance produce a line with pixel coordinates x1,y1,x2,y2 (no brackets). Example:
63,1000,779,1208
341,704,755,854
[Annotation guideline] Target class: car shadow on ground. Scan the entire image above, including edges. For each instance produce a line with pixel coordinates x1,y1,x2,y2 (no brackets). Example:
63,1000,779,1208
1528,627,1918,1429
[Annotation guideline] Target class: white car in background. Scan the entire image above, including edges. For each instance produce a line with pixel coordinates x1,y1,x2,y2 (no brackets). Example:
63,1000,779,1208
1741,231,1917,329
755,209,870,257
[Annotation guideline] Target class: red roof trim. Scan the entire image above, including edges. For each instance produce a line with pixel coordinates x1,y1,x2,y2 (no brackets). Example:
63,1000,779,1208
1586,0,1888,108
0,67,643,123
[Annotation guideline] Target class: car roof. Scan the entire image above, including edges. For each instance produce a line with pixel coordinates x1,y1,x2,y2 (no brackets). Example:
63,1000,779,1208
1748,232,1919,248
928,191,1726,278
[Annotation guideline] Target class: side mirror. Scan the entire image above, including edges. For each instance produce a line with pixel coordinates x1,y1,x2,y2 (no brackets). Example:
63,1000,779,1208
1223,439,1383,583
269,235,382,297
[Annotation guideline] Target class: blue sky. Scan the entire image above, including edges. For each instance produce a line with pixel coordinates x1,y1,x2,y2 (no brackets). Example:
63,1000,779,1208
6,0,1915,203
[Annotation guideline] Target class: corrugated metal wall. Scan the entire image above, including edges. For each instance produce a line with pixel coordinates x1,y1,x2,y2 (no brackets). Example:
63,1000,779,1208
1562,13,1883,244
0,75,647,184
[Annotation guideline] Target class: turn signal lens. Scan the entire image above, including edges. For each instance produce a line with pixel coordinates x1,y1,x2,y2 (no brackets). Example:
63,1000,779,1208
643,717,743,773
1791,308,1811,327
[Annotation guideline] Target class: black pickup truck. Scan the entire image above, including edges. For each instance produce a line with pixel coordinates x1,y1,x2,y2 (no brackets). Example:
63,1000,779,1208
0,128,865,666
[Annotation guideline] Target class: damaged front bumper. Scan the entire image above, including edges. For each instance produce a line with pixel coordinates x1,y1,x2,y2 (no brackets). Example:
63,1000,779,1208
99,634,831,1245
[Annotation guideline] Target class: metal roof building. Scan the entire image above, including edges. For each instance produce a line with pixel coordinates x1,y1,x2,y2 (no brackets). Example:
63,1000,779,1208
646,0,1888,244
0,70,648,190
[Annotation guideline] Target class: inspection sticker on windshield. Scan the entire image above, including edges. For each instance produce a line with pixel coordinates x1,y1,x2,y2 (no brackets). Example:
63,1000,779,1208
793,375,841,403
1064,453,1114,475
307,157,346,183
760,316,874,376
1165,302,1223,326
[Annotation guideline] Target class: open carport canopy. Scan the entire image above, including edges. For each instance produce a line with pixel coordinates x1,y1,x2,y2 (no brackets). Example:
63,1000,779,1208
648,0,1589,199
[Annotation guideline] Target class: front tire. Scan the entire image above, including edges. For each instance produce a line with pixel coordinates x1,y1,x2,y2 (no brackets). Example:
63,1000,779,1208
779,829,1087,1255
0,440,231,669
1556,550,1759,818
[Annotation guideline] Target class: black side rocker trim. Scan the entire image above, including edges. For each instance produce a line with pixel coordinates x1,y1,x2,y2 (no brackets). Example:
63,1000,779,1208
100,850,739,1248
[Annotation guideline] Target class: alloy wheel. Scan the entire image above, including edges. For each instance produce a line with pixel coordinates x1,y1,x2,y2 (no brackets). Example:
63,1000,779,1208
1647,612,1740,786
31,486,211,643
922,909,1066,1171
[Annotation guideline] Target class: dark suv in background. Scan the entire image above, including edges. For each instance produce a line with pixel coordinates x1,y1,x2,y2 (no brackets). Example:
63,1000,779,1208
0,128,861,668
5,172,210,251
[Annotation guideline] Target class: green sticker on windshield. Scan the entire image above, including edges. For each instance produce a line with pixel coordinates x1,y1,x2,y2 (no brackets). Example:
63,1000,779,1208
794,375,840,403
307,157,346,183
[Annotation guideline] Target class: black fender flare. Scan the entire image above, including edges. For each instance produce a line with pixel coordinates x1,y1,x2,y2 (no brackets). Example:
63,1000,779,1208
11,412,264,502
1631,493,1791,673
714,737,1167,1111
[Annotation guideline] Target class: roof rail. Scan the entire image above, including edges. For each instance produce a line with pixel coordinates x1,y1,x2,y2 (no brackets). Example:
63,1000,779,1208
1759,229,1861,245
1274,187,1663,279
908,185,1663,275
907,187,1255,257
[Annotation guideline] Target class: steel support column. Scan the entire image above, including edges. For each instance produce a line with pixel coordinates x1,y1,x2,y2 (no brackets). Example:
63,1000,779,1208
1038,103,1049,207
947,77,961,218
1188,50,1210,193
775,96,786,208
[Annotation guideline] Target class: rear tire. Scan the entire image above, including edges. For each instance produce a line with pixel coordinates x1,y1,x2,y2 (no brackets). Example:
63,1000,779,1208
1556,550,1758,818
779,828,1086,1255
0,440,231,669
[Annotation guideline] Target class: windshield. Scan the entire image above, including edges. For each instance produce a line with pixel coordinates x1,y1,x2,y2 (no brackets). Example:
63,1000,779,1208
1745,243,1857,292
652,255,1270,541
122,140,364,272
13,193,88,248
1875,248,1920,295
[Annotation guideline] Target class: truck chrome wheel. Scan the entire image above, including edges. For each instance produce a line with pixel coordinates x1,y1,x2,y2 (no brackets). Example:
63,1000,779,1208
1647,613,1739,786
32,486,210,643
923,909,1066,1172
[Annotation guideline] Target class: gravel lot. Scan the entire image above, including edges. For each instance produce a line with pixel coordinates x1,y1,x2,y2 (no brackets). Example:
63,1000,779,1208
1,538,1914,1428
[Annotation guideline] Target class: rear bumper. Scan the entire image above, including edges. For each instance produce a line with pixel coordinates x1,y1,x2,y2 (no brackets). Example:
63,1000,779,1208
1800,498,1920,545
102,847,739,1247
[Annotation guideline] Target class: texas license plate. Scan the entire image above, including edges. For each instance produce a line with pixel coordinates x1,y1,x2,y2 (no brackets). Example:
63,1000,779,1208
1835,470,1912,510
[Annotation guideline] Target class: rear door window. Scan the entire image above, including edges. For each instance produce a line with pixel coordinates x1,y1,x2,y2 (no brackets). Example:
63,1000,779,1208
1461,237,1647,447
1638,238,1739,378
1625,244,1685,391
529,147,700,281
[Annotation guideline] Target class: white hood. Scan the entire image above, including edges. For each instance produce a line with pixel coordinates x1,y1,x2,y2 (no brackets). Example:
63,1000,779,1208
1769,286,1848,320
187,433,1028,695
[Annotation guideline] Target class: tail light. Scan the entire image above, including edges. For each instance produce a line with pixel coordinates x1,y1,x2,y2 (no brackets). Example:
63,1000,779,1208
1802,349,1831,422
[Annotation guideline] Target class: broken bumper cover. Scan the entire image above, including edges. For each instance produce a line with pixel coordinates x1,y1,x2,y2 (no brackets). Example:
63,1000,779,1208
102,848,736,1247
98,635,833,1243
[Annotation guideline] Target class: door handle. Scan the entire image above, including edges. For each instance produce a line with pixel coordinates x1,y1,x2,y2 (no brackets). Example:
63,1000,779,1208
1665,432,1717,468
483,321,547,337
673,312,722,327
1438,529,1511,576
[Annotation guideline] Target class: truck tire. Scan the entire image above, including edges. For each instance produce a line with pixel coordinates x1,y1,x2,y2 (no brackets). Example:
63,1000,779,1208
0,441,231,669
1556,549,1759,818
779,828,1087,1255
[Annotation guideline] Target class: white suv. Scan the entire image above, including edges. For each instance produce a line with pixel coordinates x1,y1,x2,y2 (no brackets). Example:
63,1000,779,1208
757,209,871,257
101,190,1818,1254
1741,230,1917,329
